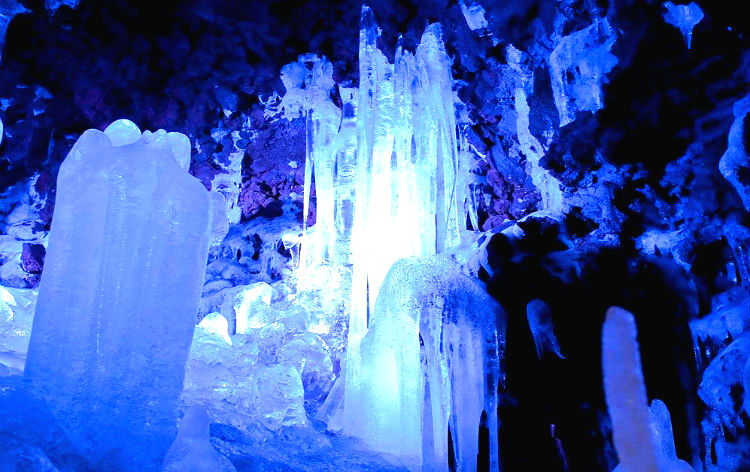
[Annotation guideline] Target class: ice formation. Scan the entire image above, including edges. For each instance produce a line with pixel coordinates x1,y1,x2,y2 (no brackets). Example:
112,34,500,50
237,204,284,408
459,1,489,32
23,119,212,468
342,256,504,471
273,6,504,467
662,2,704,50
272,8,495,465
690,288,750,471
549,18,618,127
603,307,694,472
526,299,564,359
162,404,237,472
719,95,750,211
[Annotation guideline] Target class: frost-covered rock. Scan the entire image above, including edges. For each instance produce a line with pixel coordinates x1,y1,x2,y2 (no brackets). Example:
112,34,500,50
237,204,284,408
549,18,618,127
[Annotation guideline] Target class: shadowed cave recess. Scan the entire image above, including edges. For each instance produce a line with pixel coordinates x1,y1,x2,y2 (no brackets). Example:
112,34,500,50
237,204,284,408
0,0,748,471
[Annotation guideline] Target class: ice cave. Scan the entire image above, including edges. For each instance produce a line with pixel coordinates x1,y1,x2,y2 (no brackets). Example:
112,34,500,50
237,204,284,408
0,0,747,471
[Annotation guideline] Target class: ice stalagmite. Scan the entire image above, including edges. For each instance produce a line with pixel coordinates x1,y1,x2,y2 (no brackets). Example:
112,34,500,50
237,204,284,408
24,120,211,469
603,307,695,472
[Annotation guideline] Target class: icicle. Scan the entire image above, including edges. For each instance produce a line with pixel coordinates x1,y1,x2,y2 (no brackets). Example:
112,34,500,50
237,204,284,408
347,256,504,471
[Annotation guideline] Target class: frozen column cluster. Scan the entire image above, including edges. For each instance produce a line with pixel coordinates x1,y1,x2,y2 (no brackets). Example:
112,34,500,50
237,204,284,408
277,5,498,468
24,119,211,468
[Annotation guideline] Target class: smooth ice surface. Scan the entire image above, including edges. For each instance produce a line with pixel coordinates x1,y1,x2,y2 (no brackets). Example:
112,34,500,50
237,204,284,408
23,121,211,469
719,95,750,211
162,404,237,472
345,256,504,471
662,2,704,49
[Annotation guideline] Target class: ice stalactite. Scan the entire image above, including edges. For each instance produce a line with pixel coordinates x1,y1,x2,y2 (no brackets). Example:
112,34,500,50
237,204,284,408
345,256,504,471
602,307,695,472
662,2,704,50
510,45,565,218
719,95,750,212
526,299,565,360
24,119,211,469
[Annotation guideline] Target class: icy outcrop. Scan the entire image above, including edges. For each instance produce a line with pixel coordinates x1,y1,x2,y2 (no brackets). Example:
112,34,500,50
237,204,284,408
718,95,750,211
662,2,704,49
690,289,750,472
549,18,618,127
162,404,237,472
24,119,211,469
344,256,504,471
603,307,695,472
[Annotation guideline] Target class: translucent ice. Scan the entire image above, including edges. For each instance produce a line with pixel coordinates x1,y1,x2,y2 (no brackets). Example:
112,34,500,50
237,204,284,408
549,18,618,127
344,256,504,471
162,404,237,472
718,95,750,211
662,2,704,49
24,120,211,468
197,312,232,345
234,281,274,333
603,307,695,472
526,299,565,359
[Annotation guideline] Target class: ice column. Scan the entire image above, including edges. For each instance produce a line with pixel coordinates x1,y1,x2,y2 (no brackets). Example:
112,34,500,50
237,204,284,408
24,120,211,468
345,256,504,471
